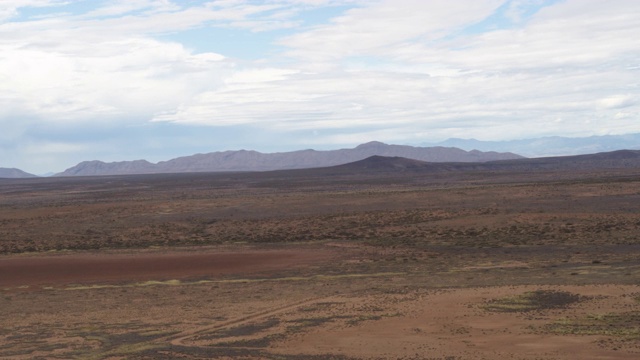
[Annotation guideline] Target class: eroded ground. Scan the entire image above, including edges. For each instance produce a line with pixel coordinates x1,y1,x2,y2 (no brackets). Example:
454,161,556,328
1,168,640,359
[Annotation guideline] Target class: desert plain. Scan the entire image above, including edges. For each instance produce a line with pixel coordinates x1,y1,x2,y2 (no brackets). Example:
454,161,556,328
1,164,640,359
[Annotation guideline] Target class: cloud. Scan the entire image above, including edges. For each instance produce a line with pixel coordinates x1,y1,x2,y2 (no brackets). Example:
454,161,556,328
597,95,636,110
154,0,640,140
0,33,230,123
80,0,181,18
0,0,369,128
279,0,505,65
389,1,640,70
0,0,66,23
2,0,640,173
504,0,547,23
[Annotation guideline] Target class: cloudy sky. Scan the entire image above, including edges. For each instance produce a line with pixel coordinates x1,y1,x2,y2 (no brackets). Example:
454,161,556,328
1,0,639,174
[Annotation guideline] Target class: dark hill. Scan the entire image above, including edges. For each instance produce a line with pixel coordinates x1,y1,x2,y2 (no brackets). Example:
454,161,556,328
333,155,436,171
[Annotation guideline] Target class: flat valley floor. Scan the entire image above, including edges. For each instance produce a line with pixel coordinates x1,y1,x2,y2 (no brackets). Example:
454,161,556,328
1,168,640,359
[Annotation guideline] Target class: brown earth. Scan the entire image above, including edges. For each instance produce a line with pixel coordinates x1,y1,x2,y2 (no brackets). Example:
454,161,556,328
0,247,335,288
1,166,640,359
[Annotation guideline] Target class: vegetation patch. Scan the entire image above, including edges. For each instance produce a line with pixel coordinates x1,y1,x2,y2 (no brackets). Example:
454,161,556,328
345,312,401,326
286,315,352,332
209,333,285,348
298,301,344,312
287,317,335,329
89,342,164,359
61,272,405,291
66,325,178,360
346,314,383,326
198,318,280,341
540,311,640,340
483,290,584,313
138,344,264,359
0,340,66,358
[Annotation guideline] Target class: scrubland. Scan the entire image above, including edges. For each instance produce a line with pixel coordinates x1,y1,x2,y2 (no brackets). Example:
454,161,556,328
1,168,640,359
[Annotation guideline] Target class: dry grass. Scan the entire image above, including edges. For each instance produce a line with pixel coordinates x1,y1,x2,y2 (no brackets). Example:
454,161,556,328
483,290,585,313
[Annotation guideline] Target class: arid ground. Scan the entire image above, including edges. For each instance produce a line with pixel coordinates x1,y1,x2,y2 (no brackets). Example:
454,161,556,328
1,166,640,359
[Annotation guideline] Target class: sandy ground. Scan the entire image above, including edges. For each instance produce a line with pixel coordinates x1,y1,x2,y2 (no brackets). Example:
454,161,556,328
2,243,640,359
269,285,640,360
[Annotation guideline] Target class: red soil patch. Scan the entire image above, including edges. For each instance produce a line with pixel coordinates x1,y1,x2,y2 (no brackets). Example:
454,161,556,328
0,247,333,288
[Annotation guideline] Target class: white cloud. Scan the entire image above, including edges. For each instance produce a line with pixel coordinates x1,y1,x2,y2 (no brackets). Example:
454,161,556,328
399,0,640,71
280,0,504,65
81,0,177,18
597,95,636,110
0,8,18,22
2,0,640,173
0,0,68,22
0,0,360,126
0,33,230,123
504,0,544,23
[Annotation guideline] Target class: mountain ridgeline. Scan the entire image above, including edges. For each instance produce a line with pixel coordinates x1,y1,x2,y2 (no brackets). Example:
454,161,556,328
431,133,640,158
55,142,523,176
8,141,640,179
0,168,37,179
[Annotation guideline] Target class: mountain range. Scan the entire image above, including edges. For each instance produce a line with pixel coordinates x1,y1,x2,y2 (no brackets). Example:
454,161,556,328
4,133,640,178
54,142,523,177
429,133,640,158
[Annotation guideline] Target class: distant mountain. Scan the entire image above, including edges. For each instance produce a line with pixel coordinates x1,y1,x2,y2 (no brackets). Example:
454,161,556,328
55,142,524,177
58,160,156,176
0,168,37,179
309,149,640,176
430,133,640,158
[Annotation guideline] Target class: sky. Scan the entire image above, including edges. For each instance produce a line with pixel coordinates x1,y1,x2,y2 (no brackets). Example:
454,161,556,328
1,0,639,174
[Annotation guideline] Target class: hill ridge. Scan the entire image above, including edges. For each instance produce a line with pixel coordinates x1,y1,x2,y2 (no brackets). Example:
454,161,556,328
0,168,38,179
56,142,524,177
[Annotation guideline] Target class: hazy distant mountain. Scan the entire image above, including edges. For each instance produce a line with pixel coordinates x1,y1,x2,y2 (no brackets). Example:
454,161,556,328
0,168,37,178
57,160,156,176
430,133,640,157
55,141,523,177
